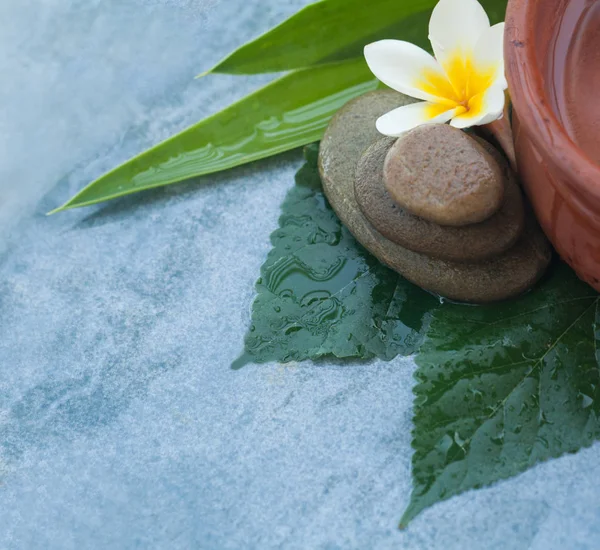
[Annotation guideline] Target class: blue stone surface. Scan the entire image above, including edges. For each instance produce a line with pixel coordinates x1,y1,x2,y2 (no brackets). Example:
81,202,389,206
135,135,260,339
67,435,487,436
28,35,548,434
1,1,600,548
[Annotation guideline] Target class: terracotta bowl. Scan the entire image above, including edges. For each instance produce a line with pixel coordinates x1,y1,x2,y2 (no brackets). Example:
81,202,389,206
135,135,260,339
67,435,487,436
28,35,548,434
505,0,600,291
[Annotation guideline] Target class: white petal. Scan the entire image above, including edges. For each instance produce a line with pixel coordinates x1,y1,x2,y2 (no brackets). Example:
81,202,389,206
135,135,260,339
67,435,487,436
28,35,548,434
450,85,505,129
376,102,460,137
429,0,490,69
472,23,507,90
364,40,452,103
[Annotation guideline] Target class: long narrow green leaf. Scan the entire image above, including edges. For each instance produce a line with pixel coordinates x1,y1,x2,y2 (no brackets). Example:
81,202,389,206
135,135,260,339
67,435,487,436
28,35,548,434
52,59,376,212
206,0,508,75
206,0,435,75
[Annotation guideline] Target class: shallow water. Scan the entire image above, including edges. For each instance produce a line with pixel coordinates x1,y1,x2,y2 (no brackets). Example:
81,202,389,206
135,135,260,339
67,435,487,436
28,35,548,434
549,0,600,166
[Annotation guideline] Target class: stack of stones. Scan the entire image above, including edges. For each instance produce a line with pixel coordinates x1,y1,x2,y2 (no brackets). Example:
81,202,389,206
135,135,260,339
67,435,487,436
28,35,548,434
318,90,552,303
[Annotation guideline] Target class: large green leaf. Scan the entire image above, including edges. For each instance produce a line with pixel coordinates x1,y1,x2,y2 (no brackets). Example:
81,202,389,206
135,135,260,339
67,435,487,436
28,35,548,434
243,140,600,527
233,144,439,368
207,0,509,75
402,263,600,526
51,59,376,213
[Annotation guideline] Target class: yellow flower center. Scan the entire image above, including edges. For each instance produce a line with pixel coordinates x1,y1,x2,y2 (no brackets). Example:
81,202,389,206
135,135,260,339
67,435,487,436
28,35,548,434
416,50,498,119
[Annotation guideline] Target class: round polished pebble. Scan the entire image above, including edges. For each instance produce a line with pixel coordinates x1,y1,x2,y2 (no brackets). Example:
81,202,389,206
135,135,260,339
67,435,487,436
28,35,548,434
383,124,505,226
354,137,525,263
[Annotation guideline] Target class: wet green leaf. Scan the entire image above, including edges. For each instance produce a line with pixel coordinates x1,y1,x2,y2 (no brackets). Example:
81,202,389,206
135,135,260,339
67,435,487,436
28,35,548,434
402,263,600,527
241,141,600,527
207,0,509,75
233,144,439,368
52,59,376,213
55,0,509,211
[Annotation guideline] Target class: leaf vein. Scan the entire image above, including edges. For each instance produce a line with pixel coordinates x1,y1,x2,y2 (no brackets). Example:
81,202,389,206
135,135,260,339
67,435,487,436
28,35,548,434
461,299,598,452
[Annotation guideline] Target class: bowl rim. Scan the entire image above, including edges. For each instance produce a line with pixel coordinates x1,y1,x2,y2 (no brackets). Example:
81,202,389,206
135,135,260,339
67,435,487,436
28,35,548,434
505,0,600,201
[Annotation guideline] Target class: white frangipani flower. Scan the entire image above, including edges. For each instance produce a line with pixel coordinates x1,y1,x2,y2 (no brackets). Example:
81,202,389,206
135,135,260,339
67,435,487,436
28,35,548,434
364,0,507,137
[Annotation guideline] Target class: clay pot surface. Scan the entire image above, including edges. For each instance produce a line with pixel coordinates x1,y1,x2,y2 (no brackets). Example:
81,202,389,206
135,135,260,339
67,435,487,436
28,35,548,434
506,0,600,290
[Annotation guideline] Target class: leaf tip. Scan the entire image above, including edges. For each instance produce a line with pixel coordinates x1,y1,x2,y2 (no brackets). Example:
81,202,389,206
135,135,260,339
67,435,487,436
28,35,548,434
46,205,67,216
194,70,211,80
231,352,253,370
399,501,420,530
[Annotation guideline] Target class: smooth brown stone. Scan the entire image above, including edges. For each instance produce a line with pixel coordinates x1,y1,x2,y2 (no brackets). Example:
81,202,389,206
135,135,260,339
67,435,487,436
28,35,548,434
318,90,552,303
355,137,525,263
384,124,505,226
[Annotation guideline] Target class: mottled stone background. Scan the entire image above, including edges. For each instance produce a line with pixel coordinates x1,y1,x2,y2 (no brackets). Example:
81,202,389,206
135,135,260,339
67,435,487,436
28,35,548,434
1,1,600,548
